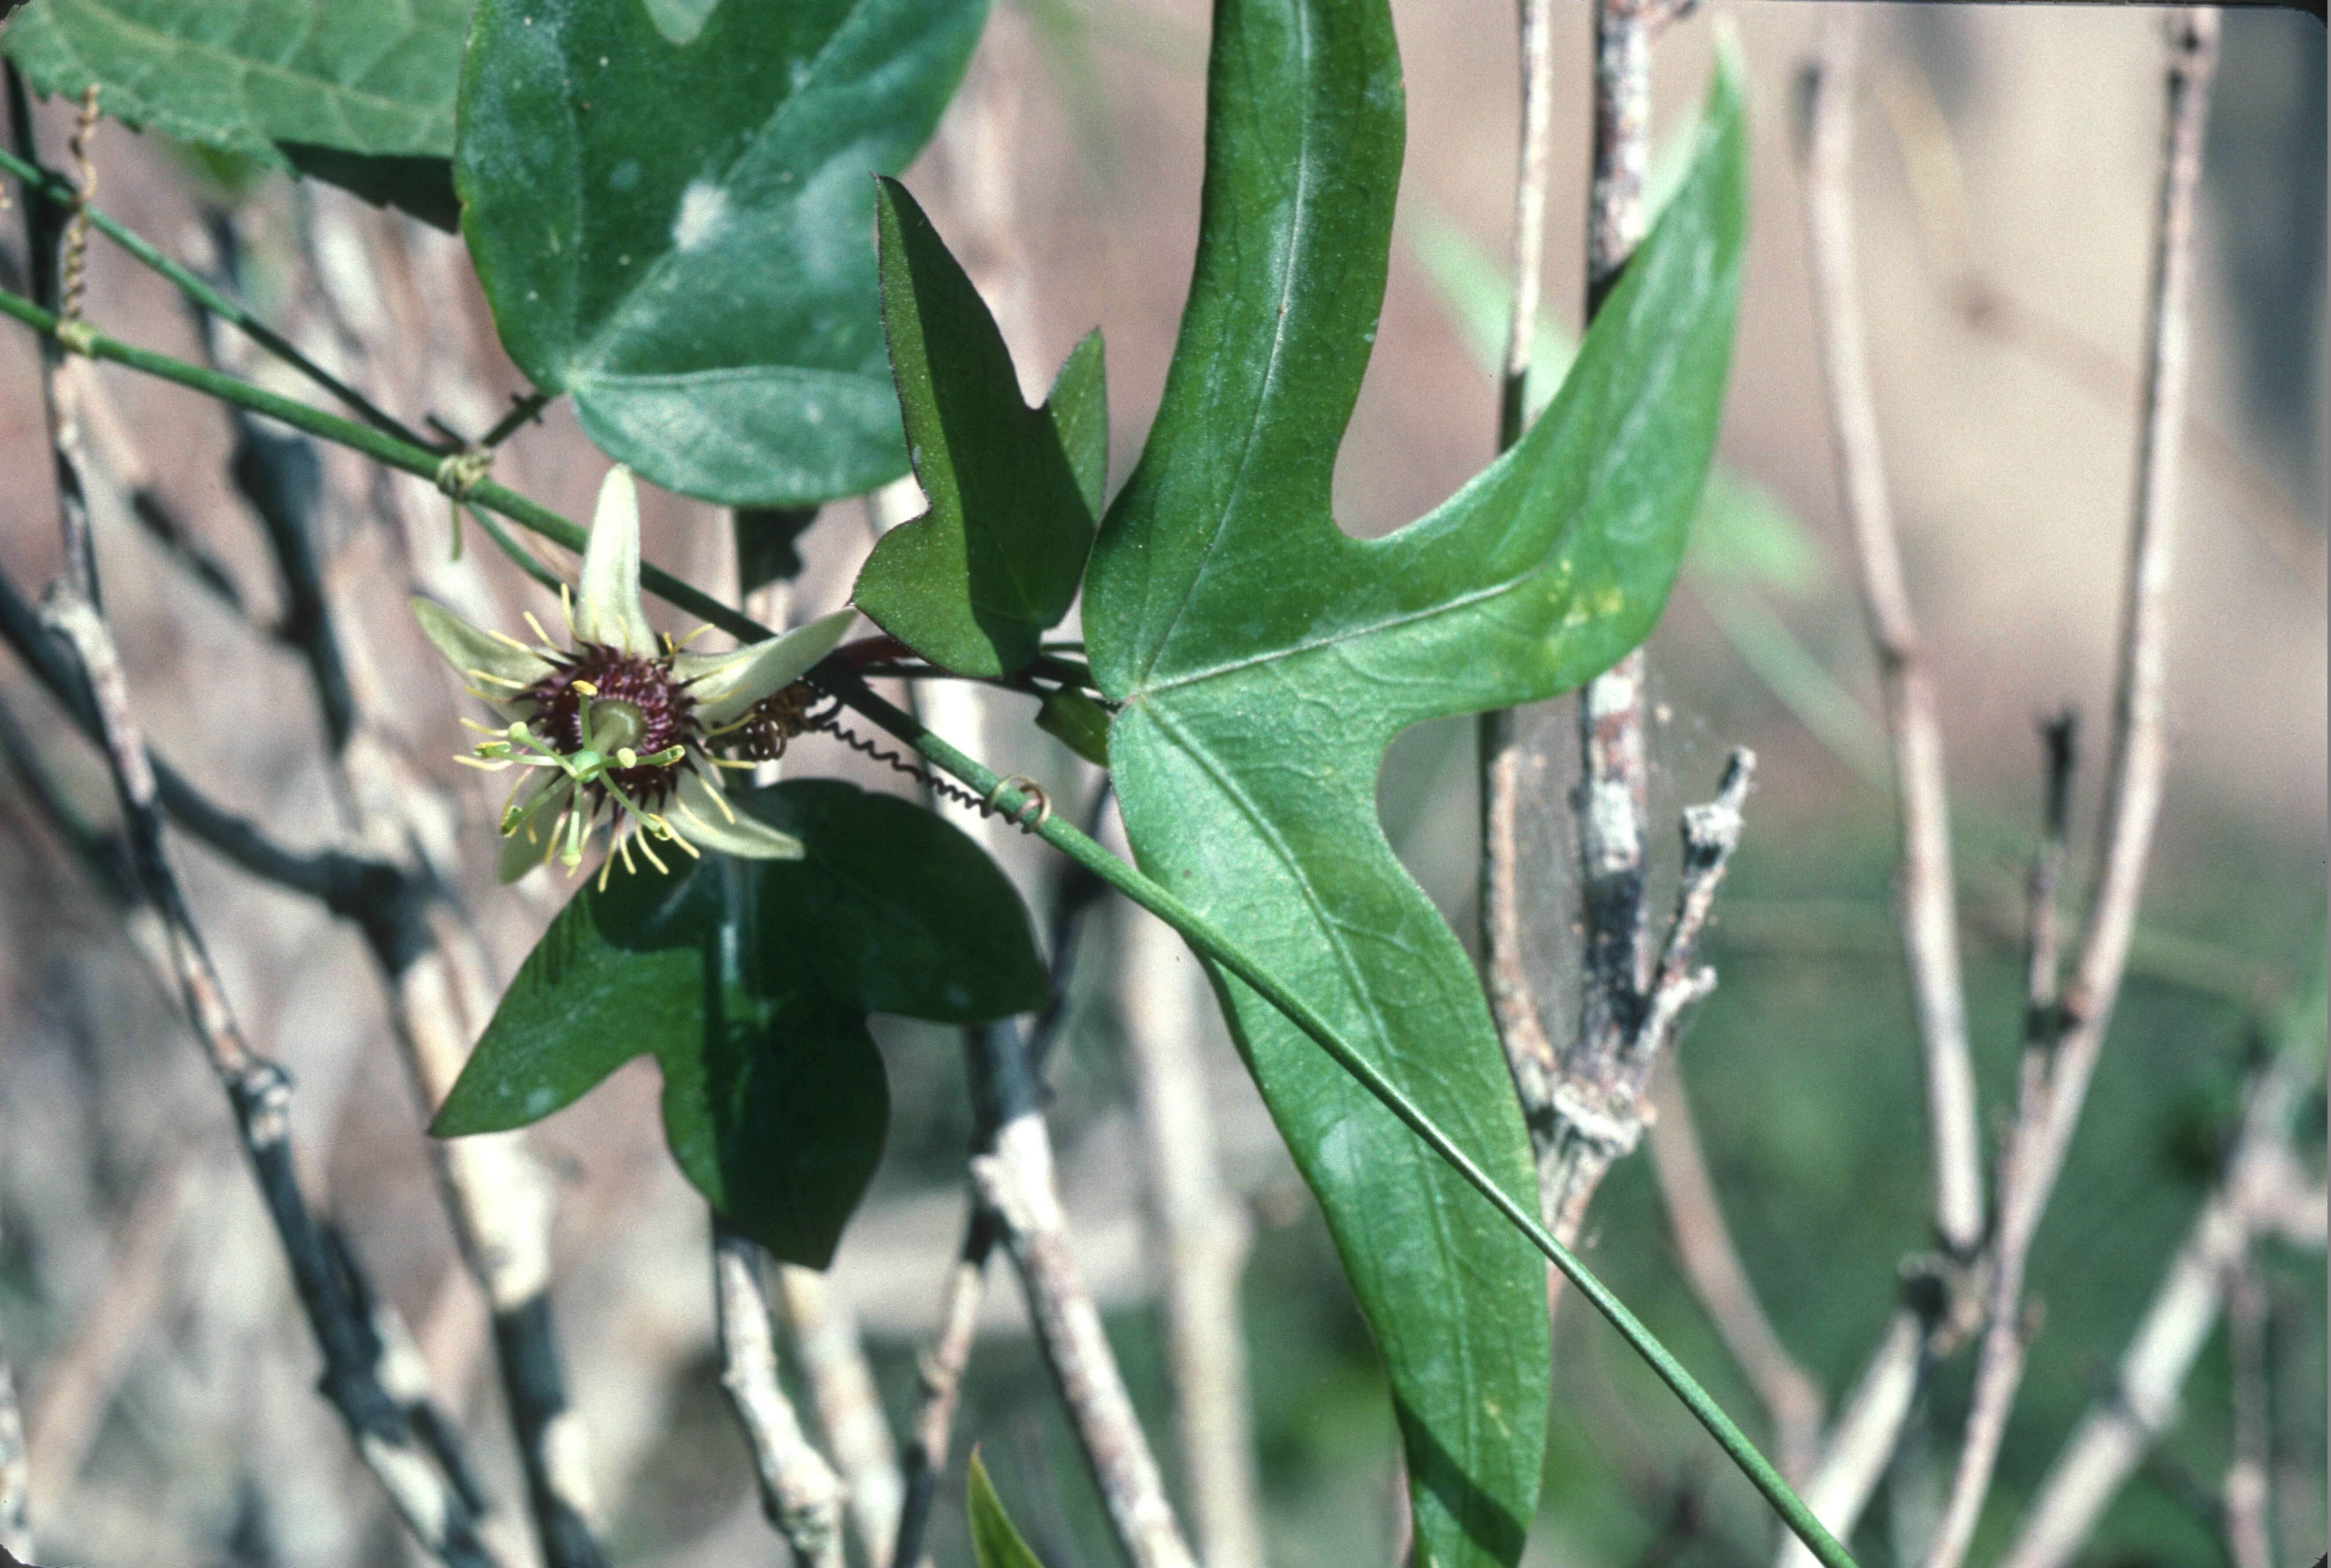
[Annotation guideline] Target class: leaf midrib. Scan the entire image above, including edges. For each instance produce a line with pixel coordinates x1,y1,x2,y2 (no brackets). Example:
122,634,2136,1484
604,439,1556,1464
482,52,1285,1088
1133,566,1529,701
1135,0,1318,690
1136,697,1516,1541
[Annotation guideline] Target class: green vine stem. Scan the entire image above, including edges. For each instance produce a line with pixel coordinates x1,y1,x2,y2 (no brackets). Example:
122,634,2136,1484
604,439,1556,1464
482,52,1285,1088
0,144,435,450
0,280,1857,1568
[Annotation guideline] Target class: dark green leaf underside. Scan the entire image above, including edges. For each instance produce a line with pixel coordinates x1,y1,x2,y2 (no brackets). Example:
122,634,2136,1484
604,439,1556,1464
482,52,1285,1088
436,781,1046,1265
5,0,466,164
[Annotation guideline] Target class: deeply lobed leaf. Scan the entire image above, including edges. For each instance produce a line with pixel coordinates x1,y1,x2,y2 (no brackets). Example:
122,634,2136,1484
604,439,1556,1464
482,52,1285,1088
1083,0,1748,1558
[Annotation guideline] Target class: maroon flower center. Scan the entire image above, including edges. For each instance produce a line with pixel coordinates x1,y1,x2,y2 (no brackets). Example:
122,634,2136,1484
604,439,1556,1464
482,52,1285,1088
523,645,700,809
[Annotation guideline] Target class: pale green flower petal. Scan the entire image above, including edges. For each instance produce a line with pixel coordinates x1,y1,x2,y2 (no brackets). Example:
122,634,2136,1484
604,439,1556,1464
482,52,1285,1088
674,608,858,725
667,768,803,860
413,597,555,691
577,468,657,656
497,776,572,884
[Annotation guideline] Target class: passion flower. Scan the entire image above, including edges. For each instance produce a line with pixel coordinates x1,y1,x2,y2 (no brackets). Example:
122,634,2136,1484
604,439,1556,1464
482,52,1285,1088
413,467,855,882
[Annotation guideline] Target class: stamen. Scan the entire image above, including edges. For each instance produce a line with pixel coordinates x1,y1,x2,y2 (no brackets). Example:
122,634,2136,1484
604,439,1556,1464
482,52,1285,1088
597,851,615,893
559,583,576,638
673,623,715,649
711,756,756,770
454,755,511,771
523,610,559,650
460,716,505,736
487,627,538,654
570,679,600,696
635,831,670,875
617,747,638,769
468,668,531,689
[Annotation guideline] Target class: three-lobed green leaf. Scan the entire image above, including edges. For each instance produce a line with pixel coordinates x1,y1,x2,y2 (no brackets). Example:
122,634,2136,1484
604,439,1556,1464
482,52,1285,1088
456,0,988,507
4,0,468,224
1083,0,1747,1560
855,178,1107,677
435,781,1047,1266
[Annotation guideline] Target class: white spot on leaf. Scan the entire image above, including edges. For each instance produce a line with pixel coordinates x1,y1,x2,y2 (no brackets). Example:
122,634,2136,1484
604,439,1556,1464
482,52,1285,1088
672,181,730,254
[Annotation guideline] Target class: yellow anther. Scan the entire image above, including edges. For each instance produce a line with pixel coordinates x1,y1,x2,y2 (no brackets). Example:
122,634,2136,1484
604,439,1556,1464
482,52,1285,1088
570,679,600,697
617,747,638,769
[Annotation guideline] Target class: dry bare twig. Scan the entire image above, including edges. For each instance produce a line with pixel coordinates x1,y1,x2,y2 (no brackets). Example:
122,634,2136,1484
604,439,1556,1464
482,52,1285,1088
892,1209,995,1568
1532,0,1666,1254
1478,0,1585,1211
2219,1261,2274,1568
1801,5,1986,1266
1645,1063,1824,1485
1904,711,2074,1568
1118,893,1264,1568
1480,0,1768,1413
38,587,501,1568
5,65,97,610
1532,743,1758,1300
773,1263,905,1568
1512,0,1759,1331
211,200,614,1568
1480,0,1569,1245
715,1226,846,1568
969,1017,1197,1568
1779,13,1989,1556
1997,1023,2321,1568
1920,20,2219,1568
